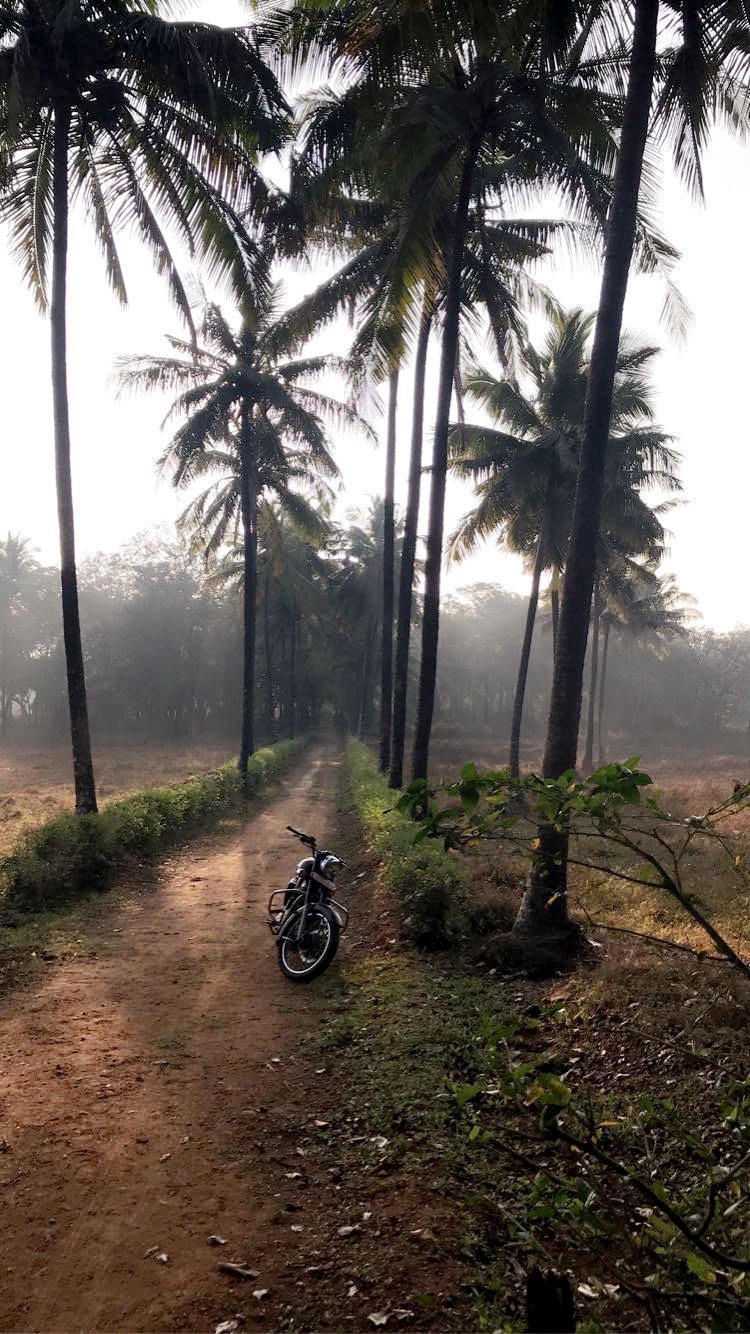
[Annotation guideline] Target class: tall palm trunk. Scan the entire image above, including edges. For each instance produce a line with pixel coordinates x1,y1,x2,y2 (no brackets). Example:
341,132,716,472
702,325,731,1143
52,100,97,815
509,530,546,779
288,609,297,740
238,416,258,779
550,583,560,659
389,299,431,789
518,0,659,937
582,579,601,771
358,617,377,739
412,142,478,781
597,618,611,765
263,567,275,740
379,370,399,772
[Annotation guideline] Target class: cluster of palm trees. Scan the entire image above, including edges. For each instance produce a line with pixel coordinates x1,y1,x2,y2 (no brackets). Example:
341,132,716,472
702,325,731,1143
449,308,689,777
1,1,748,910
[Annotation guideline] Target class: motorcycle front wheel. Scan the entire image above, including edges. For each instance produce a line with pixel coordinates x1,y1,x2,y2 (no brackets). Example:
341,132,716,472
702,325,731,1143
277,903,340,983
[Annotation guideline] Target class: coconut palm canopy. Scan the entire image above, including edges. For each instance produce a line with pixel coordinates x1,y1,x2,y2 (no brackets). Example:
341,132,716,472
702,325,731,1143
119,246,372,769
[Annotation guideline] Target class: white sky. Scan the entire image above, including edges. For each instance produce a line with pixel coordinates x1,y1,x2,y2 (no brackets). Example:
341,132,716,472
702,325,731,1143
0,1,747,630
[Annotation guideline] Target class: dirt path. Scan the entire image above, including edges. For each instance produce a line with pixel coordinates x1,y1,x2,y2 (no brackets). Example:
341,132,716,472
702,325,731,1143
0,741,355,1333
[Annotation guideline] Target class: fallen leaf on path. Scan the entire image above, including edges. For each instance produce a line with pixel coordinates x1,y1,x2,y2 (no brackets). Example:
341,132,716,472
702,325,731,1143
577,1284,597,1299
368,1314,389,1327
347,1285,358,1298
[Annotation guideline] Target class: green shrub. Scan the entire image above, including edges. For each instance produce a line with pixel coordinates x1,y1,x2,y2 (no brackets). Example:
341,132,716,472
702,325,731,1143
343,739,468,949
1,738,306,912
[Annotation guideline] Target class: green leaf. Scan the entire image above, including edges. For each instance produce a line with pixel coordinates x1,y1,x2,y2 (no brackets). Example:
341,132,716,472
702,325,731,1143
686,1252,715,1285
449,1081,483,1110
526,1074,571,1108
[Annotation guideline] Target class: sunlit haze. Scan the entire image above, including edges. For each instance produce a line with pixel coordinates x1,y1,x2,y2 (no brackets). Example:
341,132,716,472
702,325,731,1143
1,0,747,630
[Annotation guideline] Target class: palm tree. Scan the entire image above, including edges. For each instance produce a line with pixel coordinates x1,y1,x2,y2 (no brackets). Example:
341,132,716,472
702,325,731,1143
398,62,619,783
450,310,680,778
214,503,332,742
334,503,390,740
389,295,433,788
278,4,641,786
0,1,288,812
539,2,749,911
119,274,364,777
379,371,399,772
273,178,580,789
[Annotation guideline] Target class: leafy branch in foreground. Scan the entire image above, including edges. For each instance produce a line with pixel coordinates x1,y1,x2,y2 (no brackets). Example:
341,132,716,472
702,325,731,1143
448,1009,750,1323
397,761,750,980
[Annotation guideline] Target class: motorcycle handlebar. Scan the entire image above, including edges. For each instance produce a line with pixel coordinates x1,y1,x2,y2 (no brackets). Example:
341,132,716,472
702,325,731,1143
287,824,315,846
286,826,350,870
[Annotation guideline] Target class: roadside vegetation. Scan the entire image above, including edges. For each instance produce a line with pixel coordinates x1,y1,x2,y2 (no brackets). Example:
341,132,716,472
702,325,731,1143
337,744,750,1331
0,737,306,912
3,2,750,1328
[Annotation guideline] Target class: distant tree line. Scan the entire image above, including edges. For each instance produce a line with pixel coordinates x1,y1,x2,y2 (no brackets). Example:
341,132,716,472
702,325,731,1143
1,528,747,758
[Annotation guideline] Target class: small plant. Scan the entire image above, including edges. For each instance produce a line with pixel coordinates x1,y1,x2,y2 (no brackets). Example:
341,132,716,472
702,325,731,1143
397,760,750,978
1,738,306,912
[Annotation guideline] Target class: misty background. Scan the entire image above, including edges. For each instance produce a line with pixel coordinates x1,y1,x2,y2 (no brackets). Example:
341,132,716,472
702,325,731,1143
0,2,748,635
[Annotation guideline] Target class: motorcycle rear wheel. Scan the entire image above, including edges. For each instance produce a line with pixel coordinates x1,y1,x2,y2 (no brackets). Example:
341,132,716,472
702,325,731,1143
277,903,340,982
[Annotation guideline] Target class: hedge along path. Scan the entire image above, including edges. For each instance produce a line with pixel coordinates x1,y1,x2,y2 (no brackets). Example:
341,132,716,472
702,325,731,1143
0,738,346,1333
2,737,307,910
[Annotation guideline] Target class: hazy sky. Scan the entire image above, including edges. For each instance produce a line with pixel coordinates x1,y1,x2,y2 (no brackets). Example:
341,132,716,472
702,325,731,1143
1,1,747,629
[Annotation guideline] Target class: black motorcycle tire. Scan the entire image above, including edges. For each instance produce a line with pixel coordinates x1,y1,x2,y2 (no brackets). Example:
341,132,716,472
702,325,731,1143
277,902,340,982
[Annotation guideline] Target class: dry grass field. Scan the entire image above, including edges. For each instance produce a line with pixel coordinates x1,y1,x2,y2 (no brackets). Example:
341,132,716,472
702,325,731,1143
0,740,234,857
429,731,750,959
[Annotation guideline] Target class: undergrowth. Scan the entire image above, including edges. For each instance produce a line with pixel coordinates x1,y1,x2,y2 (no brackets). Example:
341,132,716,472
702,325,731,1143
324,951,750,1331
337,747,750,1331
1,737,306,911
343,739,469,948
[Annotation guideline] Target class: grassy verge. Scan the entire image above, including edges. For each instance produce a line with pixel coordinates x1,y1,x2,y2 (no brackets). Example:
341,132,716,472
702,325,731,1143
333,742,750,1332
319,956,525,1328
343,738,469,948
1,737,306,913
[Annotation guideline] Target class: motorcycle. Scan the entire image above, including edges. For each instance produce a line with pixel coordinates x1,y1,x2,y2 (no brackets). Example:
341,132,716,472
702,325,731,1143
267,825,351,982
